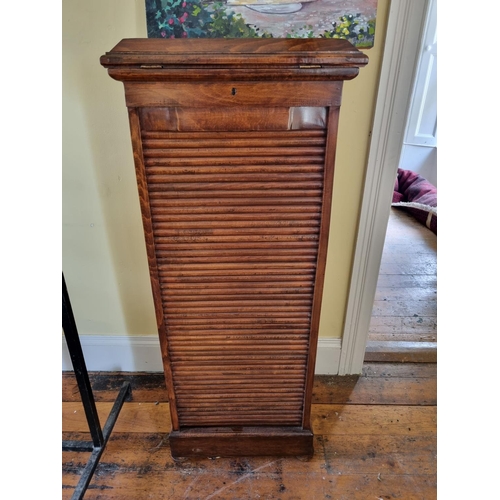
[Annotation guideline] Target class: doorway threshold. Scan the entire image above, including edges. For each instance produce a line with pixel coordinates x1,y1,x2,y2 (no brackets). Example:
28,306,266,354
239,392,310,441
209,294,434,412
365,340,436,363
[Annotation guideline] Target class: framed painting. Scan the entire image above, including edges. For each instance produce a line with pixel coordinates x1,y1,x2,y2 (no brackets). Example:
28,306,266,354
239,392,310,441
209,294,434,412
145,0,378,48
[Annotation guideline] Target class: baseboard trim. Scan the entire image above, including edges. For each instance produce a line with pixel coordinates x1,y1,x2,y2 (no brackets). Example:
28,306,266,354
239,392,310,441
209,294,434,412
169,427,314,458
314,338,342,374
62,335,343,374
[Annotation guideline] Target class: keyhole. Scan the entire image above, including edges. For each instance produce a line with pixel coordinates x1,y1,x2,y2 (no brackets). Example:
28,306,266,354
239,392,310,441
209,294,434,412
231,87,237,96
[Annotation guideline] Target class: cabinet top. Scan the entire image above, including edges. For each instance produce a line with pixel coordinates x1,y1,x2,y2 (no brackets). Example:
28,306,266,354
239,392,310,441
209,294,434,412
100,38,368,82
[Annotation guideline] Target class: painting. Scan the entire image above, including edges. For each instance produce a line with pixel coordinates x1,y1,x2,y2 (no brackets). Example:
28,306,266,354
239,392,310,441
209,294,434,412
145,0,378,48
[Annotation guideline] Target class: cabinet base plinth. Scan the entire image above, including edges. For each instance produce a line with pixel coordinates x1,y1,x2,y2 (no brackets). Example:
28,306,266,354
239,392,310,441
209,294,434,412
169,426,314,458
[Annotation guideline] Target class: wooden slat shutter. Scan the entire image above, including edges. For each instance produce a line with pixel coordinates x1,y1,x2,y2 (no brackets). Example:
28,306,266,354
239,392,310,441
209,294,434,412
139,111,327,427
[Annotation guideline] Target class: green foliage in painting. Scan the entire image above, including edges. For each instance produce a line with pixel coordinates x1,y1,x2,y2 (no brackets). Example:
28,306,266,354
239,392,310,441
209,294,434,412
148,0,271,39
321,14,376,48
145,0,375,47
285,14,375,47
285,25,315,39
210,2,272,38
152,0,213,38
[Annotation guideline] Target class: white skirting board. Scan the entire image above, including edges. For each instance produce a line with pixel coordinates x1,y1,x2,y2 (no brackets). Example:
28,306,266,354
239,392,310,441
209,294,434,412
62,335,342,375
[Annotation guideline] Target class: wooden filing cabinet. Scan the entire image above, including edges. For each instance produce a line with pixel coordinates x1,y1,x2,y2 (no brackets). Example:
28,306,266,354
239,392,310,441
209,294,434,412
100,38,367,458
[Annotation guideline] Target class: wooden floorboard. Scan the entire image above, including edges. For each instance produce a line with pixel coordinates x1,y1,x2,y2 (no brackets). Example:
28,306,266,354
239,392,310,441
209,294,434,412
62,363,437,405
62,364,437,499
366,208,437,362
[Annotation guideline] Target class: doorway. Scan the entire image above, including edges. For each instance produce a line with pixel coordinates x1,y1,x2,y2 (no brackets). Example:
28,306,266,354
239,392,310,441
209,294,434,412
365,0,437,363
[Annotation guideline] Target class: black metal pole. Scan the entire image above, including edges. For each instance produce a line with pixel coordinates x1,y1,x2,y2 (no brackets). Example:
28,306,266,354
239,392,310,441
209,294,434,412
62,273,132,499
62,274,104,448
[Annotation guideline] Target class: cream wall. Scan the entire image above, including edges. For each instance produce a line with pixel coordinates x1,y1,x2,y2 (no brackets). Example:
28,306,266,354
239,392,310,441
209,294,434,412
62,0,389,339
319,1,389,338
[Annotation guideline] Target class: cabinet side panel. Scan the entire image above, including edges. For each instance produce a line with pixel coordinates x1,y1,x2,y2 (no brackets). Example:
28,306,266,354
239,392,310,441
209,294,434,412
127,108,180,430
302,106,341,429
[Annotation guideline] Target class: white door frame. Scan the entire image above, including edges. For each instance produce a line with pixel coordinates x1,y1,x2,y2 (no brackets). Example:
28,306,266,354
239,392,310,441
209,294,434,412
338,0,432,374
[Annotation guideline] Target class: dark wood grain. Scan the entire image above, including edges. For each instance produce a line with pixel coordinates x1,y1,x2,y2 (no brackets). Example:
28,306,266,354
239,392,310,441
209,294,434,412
139,106,292,131
100,38,368,457
170,427,314,458
102,38,367,66
124,81,342,107
101,38,368,83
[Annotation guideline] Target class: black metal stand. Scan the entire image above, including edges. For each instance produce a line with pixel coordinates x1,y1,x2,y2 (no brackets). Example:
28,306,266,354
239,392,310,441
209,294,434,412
62,274,131,500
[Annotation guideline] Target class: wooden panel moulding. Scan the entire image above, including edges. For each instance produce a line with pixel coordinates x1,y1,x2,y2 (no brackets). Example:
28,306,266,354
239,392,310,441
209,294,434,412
123,81,343,108
101,38,368,458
